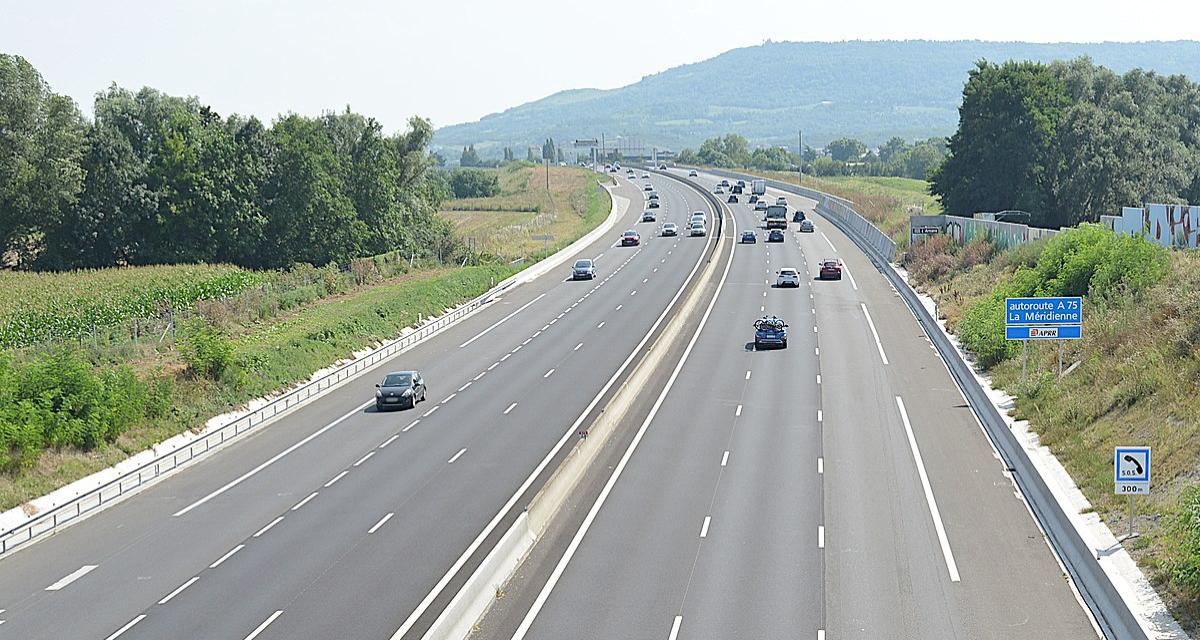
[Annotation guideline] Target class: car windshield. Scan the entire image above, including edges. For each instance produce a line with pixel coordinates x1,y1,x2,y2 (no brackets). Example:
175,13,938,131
383,373,412,387
781,269,797,275
574,260,591,268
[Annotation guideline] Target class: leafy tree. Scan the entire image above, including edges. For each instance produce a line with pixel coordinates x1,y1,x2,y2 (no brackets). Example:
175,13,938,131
526,146,537,162
826,138,867,162
503,147,514,162
0,55,87,265
879,136,909,163
748,147,792,171
542,138,556,161
449,168,500,198
460,144,482,167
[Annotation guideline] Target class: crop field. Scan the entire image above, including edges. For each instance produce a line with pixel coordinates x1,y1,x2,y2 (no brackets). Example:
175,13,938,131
0,265,265,349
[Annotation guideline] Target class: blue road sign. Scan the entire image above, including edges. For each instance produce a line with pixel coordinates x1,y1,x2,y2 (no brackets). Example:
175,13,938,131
1114,446,1151,495
1005,325,1082,340
1005,297,1082,326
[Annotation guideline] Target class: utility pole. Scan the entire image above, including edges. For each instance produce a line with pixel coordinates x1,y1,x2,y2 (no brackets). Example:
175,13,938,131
545,159,550,191
798,129,803,184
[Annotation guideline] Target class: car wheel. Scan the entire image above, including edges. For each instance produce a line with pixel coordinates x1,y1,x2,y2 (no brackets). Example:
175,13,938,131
376,402,383,411
753,341,761,350
420,388,426,403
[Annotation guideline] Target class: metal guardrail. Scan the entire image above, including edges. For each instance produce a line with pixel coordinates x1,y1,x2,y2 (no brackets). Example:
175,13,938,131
770,173,1147,640
692,167,898,261
0,283,511,557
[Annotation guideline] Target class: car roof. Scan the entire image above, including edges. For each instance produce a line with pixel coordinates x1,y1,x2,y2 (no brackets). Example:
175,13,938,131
384,370,416,378
575,258,592,264
779,267,798,272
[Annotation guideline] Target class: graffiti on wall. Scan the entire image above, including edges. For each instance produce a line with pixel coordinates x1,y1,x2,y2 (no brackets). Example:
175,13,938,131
1112,204,1200,248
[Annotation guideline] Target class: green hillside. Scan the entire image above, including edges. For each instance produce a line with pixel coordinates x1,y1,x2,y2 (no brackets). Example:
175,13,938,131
433,40,1200,155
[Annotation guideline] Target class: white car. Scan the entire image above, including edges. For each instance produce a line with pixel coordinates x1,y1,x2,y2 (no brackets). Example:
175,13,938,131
776,267,801,288
688,170,698,177
689,214,706,227
776,196,788,206
689,221,707,236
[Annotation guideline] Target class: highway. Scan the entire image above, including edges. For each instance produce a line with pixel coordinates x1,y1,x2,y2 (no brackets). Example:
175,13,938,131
474,170,1099,639
0,172,719,639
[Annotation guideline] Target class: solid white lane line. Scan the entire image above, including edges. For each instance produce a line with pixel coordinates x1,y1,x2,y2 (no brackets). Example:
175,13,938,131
459,293,547,348
896,396,961,582
254,516,285,538
244,611,283,640
448,448,467,464
368,512,395,534
843,263,859,290
818,525,825,548
860,303,890,365
173,400,370,517
574,342,583,351
324,470,349,488
511,204,737,639
158,576,200,604
669,616,683,640
403,419,420,432
544,368,555,378
818,457,824,474
488,362,499,371
104,615,146,640
45,565,98,591
597,321,605,329
721,451,729,466
745,370,752,380
735,404,742,416
504,403,517,415
291,491,319,510
441,393,457,404
700,516,711,538
458,382,472,392
820,231,837,252
209,545,244,568
380,433,400,448
353,452,375,467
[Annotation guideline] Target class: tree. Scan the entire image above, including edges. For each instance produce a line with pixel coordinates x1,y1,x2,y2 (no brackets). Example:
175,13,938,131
542,138,556,161
748,147,792,171
459,144,482,167
931,60,1072,225
556,148,564,164
879,136,909,163
527,146,537,162
449,168,500,198
503,147,514,162
826,138,867,162
0,55,87,265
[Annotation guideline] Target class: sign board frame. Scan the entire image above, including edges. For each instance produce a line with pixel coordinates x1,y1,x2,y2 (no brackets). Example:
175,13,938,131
1114,446,1151,495
1005,326,1082,340
1005,296,1083,327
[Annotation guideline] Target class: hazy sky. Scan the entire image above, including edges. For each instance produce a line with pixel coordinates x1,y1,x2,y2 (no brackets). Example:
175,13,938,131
2,0,1192,133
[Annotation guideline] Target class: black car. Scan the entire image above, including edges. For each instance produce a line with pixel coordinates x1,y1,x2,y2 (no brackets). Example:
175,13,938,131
767,229,785,242
792,210,806,222
648,200,659,209
375,370,426,410
727,194,739,203
748,194,759,204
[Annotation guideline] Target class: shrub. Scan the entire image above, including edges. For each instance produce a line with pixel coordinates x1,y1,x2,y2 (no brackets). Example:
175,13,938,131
956,293,1014,368
1166,485,1200,596
450,169,501,198
179,320,235,379
1033,224,1168,298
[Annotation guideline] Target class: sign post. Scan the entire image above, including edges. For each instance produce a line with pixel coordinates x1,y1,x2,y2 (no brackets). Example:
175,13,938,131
1005,297,1083,381
1114,446,1151,539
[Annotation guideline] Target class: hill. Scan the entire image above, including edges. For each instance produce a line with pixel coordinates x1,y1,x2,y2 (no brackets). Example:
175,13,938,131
432,40,1200,156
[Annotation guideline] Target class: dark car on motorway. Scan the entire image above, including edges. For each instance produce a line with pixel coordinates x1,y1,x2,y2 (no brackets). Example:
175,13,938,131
375,370,426,410
572,258,596,280
741,230,757,243
642,210,657,222
799,219,814,232
647,199,659,209
792,210,806,222
819,258,843,280
621,229,641,246
748,194,759,204
767,229,785,242
727,194,739,203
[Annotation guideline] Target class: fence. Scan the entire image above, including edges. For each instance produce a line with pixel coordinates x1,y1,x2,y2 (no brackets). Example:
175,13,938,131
0,280,510,557
909,214,1060,250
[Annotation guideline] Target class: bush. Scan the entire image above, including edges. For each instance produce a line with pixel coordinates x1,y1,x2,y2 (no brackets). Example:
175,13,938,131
956,293,1014,368
1166,485,1200,596
179,320,235,379
1031,224,1168,298
450,168,501,198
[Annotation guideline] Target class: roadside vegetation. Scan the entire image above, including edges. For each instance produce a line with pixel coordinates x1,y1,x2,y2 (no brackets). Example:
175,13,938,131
903,227,1200,630
439,164,612,261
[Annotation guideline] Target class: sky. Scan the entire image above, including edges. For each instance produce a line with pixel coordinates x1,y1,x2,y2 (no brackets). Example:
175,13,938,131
2,0,1194,134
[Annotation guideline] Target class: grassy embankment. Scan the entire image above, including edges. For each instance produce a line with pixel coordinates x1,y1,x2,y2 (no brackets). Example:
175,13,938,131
0,166,611,512
440,164,612,261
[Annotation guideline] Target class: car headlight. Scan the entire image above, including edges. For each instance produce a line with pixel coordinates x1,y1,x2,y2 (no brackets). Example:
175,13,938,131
375,390,383,397
402,389,414,396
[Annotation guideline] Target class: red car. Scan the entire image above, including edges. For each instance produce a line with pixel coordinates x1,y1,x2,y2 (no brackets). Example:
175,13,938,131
621,229,641,246
819,258,842,280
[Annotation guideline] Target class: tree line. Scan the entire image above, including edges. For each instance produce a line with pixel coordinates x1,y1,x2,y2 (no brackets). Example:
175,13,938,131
675,133,947,179
0,54,458,271
459,138,566,168
932,57,1200,229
